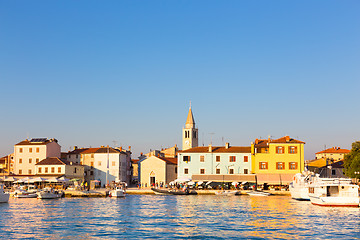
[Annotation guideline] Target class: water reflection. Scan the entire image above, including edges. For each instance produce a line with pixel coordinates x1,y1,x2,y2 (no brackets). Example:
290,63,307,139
0,195,359,239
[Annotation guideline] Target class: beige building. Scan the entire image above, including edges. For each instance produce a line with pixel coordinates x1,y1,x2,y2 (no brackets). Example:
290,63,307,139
315,147,350,161
14,138,61,176
139,155,177,187
35,157,84,179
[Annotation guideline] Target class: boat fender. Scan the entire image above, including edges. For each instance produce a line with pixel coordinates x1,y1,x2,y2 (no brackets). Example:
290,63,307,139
109,193,112,197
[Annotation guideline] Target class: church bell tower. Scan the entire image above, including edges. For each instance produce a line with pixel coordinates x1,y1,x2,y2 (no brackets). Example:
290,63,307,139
182,105,198,150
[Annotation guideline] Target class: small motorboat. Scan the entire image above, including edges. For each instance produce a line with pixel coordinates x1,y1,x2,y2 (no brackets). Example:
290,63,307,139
0,184,10,203
247,190,271,196
215,190,238,196
109,186,126,198
13,190,37,198
37,188,63,199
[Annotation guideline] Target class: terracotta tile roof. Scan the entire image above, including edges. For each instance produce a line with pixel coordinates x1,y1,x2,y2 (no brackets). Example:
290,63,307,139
254,136,305,147
67,148,89,154
316,147,350,154
132,159,139,164
159,157,177,165
180,146,251,153
81,147,121,154
36,157,76,166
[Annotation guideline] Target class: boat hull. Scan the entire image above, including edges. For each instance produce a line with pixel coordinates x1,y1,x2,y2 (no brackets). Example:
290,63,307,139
37,191,62,199
289,186,310,201
310,196,359,207
13,193,37,198
215,190,238,196
151,188,196,195
109,190,126,197
247,191,271,196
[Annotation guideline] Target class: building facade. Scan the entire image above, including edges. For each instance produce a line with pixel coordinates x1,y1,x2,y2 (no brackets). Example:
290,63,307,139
75,146,131,186
35,157,84,179
139,155,177,187
315,147,350,161
251,136,305,185
13,138,61,176
178,143,253,182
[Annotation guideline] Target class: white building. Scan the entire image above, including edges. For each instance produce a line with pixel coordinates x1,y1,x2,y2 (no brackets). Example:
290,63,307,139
75,147,131,186
178,143,255,184
14,138,61,175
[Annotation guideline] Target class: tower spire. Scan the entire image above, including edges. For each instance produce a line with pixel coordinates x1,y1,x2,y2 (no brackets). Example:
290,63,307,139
185,104,195,129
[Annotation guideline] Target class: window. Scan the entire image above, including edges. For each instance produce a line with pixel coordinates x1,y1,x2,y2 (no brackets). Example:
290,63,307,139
216,156,220,162
19,148,23,153
58,167,61,173
38,167,42,173
332,169,336,176
90,162,94,167
90,171,93,176
289,162,298,170
289,146,297,154
216,168,220,174
29,158,32,164
19,158,22,164
229,169,234,174
200,156,204,162
76,155,79,159
175,167,177,174
19,169,22,174
244,169,248,174
229,156,236,162
244,156,248,162
200,169,205,174
36,158,39,163
112,161,115,166
98,161,101,166
36,148,39,153
184,168,189,174
29,148,32,153
91,154,94,158
276,162,285,170
28,169,32,174
276,146,284,154
74,168,77,173
183,156,190,162
51,167,55,173
45,167,48,173
259,162,268,170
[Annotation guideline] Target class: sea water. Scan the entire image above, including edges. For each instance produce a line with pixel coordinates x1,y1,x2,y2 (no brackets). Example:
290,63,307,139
0,195,359,239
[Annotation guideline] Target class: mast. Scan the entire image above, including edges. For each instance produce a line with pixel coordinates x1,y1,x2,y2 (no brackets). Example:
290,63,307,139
106,146,109,186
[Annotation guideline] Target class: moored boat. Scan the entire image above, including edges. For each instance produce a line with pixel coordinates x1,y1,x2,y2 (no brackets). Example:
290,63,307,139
0,184,10,203
13,190,37,198
308,178,359,207
289,172,316,201
109,186,126,197
215,190,238,196
151,187,196,195
37,188,62,199
247,190,271,196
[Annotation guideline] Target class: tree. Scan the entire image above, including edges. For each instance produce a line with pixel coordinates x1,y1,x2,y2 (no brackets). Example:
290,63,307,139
344,141,360,178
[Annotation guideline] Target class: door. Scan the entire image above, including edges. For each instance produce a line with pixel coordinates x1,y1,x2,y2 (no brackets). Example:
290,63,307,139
150,176,155,186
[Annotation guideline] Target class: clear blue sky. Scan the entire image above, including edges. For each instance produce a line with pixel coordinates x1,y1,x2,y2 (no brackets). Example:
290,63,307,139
0,1,359,160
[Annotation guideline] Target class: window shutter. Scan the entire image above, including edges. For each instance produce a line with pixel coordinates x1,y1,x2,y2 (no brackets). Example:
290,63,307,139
295,162,298,169
259,162,262,169
266,162,268,169
295,147,298,154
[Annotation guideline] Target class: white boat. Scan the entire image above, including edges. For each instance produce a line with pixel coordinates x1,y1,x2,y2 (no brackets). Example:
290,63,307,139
0,184,10,203
215,190,238,196
289,172,315,201
37,188,62,199
308,178,359,207
247,190,271,196
13,190,37,198
109,186,126,198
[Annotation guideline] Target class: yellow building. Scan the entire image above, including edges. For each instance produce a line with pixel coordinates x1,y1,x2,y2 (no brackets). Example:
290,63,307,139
251,136,305,185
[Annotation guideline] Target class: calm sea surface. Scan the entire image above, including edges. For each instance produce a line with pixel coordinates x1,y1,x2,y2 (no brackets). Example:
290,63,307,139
0,195,359,239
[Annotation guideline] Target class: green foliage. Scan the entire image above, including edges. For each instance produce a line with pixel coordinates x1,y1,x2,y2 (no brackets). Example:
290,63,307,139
344,141,360,178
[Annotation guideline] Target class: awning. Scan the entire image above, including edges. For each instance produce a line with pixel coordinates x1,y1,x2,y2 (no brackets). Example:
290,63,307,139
256,174,294,185
192,174,256,182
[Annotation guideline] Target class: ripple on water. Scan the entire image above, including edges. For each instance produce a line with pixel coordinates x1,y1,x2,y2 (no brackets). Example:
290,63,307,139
1,195,359,239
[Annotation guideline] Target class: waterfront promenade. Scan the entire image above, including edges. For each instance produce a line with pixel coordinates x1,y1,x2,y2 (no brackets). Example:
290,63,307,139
63,188,291,197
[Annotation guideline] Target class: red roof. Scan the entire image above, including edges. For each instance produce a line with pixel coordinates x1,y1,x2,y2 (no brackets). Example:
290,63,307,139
254,136,305,147
159,157,177,165
36,157,77,166
316,147,350,154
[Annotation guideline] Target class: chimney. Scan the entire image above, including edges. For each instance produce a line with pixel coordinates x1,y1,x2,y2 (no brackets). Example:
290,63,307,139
225,142,230,149
255,139,259,145
208,144,212,152
129,146,131,151
120,146,123,151
285,136,290,142
73,146,78,150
